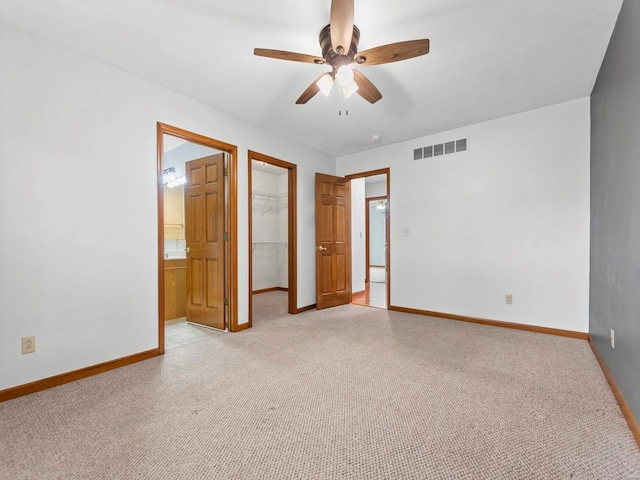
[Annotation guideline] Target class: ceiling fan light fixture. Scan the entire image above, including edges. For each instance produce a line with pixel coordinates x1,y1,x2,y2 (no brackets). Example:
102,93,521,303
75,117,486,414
336,64,354,87
343,81,359,98
254,0,431,105
317,73,334,96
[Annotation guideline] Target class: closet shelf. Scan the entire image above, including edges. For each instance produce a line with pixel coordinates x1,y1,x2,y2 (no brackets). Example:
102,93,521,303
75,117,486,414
251,189,288,285
252,190,287,199
252,190,288,215
252,241,288,252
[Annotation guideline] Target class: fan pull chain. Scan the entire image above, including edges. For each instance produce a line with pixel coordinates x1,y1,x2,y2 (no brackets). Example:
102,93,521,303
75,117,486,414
339,93,349,116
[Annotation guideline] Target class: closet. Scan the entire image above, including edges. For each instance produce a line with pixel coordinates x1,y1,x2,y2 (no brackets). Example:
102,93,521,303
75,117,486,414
251,164,288,293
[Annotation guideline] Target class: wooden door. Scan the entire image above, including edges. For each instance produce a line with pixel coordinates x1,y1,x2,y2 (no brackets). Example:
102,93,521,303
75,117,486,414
185,154,226,329
315,173,352,309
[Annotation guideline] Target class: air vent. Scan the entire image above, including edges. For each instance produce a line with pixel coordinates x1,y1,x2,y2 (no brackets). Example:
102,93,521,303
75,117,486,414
445,141,455,154
413,138,469,160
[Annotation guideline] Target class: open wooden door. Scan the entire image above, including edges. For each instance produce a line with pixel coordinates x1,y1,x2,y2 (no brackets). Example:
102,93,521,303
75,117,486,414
315,173,352,309
185,154,226,329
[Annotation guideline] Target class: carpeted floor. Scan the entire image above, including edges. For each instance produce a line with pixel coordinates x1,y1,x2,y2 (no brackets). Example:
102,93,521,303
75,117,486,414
1,291,639,479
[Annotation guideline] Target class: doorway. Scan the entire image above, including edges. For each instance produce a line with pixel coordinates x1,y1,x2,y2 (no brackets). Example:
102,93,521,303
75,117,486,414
157,123,239,354
248,151,297,327
347,169,390,309
364,196,387,308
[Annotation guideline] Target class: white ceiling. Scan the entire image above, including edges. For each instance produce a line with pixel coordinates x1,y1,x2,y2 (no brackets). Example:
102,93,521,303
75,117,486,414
365,174,386,186
0,0,623,157
252,160,288,176
163,136,187,153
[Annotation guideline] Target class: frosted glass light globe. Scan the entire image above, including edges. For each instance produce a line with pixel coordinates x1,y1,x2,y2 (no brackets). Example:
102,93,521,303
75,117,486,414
316,73,334,95
336,65,354,87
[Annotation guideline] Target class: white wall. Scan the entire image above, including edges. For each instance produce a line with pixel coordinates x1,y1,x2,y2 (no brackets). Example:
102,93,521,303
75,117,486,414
276,173,289,288
0,22,334,390
351,178,366,293
337,98,591,332
365,180,387,198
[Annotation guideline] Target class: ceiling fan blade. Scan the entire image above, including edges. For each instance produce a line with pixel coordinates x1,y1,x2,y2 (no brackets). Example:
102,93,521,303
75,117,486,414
330,0,354,55
353,69,382,104
254,48,325,65
355,39,430,66
296,75,326,104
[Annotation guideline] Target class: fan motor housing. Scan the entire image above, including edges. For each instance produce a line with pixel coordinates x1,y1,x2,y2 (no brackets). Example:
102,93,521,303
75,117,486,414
319,24,360,72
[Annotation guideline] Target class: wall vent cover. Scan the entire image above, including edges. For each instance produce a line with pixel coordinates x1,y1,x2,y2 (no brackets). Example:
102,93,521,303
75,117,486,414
444,141,455,154
413,138,469,160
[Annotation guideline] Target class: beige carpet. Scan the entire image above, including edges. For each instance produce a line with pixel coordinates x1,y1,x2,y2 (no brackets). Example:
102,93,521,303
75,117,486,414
1,291,639,479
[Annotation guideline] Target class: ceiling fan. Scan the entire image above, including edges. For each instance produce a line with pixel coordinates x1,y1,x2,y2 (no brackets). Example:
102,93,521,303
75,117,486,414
254,0,430,105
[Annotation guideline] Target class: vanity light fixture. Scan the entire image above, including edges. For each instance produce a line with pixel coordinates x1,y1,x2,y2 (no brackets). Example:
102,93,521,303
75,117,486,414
163,167,186,188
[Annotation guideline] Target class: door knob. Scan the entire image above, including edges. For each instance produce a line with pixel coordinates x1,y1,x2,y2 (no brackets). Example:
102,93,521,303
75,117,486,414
185,247,190,253
316,245,327,251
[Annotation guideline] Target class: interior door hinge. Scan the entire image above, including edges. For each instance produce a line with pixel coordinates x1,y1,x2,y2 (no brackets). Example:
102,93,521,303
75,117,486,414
223,167,228,177
224,297,229,306
223,232,228,241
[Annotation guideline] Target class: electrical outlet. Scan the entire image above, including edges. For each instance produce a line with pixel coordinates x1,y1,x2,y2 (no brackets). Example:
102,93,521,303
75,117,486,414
401,227,410,237
505,294,513,305
22,336,36,354
611,329,615,349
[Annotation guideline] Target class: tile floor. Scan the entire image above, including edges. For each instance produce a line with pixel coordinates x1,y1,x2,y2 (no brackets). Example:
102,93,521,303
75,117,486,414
165,317,222,350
